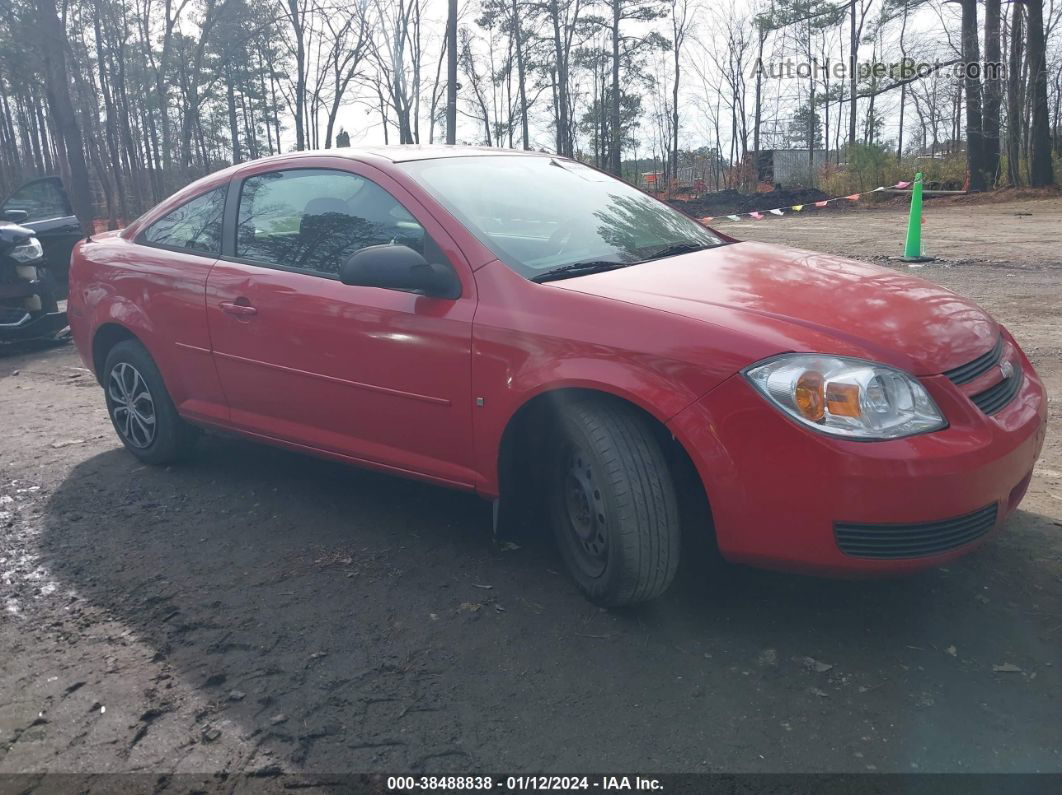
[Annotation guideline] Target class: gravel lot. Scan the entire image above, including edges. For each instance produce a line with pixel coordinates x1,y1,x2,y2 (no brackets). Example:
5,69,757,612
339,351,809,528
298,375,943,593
1,197,1060,776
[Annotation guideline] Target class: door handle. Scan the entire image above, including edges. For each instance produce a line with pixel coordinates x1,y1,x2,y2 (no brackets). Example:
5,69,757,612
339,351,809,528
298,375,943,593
220,301,258,317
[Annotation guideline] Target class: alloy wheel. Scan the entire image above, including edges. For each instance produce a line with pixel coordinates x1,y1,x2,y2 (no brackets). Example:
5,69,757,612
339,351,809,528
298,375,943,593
107,362,156,449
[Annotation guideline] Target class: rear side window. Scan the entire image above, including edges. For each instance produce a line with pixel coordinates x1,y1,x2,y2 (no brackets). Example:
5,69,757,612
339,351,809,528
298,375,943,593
141,188,225,255
235,168,427,276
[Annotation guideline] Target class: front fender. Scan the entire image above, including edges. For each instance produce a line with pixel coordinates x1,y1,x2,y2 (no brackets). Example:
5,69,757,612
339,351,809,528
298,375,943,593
470,341,726,498
468,262,753,496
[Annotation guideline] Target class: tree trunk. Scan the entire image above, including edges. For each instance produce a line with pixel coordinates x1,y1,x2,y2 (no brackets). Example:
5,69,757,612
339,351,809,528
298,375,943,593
446,0,457,144
983,0,1002,183
36,0,93,233
897,0,909,161
848,0,857,149
960,0,987,191
1025,0,1054,186
288,0,306,150
671,18,681,186
226,67,242,164
609,1,622,176
753,27,765,156
549,0,571,156
93,4,128,221
512,0,530,149
807,18,814,182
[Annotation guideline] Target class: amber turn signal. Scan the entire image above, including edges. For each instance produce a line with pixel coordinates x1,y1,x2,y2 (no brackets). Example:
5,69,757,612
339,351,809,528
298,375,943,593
826,382,861,417
794,371,825,421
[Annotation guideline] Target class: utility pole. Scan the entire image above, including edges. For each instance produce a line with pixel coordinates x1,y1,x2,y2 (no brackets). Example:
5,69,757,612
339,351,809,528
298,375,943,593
446,0,458,145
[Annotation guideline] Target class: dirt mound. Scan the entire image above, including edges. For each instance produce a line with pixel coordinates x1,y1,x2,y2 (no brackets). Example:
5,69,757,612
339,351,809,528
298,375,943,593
670,187,830,217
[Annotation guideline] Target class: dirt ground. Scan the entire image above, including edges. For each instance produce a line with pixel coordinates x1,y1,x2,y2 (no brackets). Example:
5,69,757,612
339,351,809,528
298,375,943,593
1,197,1060,778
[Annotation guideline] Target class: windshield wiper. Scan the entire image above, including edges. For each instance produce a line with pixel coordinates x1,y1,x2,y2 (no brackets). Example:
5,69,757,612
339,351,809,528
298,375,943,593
640,241,713,261
531,260,632,283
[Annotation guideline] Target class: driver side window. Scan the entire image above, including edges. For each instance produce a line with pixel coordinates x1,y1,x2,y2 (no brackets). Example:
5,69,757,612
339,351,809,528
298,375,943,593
3,177,71,222
235,168,430,277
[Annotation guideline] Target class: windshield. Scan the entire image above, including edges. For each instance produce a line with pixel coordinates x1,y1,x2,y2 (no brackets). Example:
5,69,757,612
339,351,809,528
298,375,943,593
399,156,725,280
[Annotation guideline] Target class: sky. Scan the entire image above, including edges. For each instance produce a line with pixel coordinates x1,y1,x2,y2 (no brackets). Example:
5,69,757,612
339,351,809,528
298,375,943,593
317,0,972,159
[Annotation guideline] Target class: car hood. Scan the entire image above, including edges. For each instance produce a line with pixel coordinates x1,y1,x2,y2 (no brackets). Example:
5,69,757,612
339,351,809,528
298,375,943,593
550,241,998,376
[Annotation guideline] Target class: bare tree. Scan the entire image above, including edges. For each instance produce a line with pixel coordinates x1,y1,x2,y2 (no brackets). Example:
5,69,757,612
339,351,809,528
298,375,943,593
321,0,370,148
367,0,427,144
669,0,691,183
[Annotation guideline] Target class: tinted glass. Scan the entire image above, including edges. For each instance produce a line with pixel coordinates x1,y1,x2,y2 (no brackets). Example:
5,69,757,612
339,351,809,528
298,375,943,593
399,156,724,279
236,169,427,276
3,177,70,222
142,188,225,255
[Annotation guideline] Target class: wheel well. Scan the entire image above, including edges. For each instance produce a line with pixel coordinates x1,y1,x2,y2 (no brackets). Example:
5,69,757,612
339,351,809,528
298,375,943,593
91,323,138,383
496,388,714,544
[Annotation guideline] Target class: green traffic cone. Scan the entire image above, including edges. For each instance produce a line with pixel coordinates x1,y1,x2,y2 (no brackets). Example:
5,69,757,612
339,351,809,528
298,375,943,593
900,172,934,263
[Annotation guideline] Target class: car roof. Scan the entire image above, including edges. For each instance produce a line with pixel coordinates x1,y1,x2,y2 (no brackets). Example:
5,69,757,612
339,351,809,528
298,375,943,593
354,145,555,163
234,145,556,167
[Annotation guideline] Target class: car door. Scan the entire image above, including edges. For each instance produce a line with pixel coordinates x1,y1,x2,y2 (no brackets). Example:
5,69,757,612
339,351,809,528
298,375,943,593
124,185,230,426
1,176,82,290
205,163,477,489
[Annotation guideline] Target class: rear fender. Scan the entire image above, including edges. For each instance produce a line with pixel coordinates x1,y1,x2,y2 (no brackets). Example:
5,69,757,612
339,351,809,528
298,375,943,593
88,296,187,399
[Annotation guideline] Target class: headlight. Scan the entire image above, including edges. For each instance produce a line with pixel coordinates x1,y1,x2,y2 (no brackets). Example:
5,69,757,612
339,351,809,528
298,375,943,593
10,237,43,263
744,354,946,440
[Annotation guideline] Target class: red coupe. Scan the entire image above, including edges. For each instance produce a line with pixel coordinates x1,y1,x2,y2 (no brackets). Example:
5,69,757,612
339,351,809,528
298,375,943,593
68,147,1047,606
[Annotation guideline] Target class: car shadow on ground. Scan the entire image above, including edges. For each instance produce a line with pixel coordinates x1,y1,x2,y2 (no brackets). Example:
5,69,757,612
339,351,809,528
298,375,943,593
0,336,71,365
38,438,1062,773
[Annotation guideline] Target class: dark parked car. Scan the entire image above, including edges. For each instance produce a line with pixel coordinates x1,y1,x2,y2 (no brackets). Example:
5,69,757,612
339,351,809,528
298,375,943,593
0,176,82,342
1,175,83,290
0,219,66,341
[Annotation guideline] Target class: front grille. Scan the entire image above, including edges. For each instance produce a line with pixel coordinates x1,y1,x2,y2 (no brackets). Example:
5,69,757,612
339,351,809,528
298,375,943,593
835,504,998,559
943,336,1003,385
970,370,1023,415
942,335,1021,415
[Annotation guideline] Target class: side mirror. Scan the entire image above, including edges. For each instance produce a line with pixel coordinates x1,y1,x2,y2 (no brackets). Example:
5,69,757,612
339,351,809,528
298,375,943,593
339,244,460,299
3,209,29,224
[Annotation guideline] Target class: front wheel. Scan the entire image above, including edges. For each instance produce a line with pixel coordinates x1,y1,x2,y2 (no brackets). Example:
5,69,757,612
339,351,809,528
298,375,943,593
103,339,198,464
547,397,681,606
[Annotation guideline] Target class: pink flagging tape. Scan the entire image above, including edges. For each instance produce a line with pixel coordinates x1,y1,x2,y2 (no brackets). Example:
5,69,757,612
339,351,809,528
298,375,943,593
696,180,914,224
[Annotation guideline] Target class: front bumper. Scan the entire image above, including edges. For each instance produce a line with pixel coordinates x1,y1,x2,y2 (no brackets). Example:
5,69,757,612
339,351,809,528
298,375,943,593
0,265,66,341
668,347,1048,576
0,307,68,341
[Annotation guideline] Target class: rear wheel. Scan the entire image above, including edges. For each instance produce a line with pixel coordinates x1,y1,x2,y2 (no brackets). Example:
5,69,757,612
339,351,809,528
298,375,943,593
103,339,197,464
547,397,681,606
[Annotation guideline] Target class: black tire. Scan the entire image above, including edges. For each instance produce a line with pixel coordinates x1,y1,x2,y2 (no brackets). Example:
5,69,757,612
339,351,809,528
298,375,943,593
546,396,681,606
102,339,198,464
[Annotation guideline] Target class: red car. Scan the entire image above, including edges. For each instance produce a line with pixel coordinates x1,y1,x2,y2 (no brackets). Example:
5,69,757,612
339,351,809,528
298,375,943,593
68,147,1047,606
